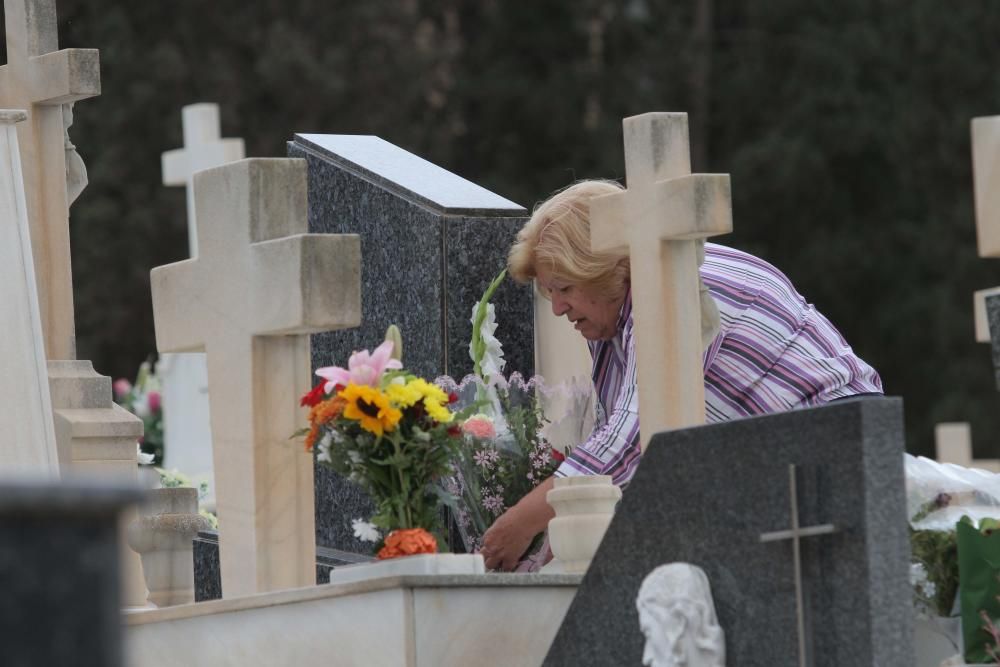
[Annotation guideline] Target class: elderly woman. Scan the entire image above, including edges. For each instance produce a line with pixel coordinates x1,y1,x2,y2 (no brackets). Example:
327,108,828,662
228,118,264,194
480,180,882,571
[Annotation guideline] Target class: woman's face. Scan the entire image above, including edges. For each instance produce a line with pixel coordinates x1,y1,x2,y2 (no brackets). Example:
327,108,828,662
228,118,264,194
536,265,624,341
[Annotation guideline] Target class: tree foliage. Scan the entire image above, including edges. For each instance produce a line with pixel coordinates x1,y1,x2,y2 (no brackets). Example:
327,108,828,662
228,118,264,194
38,0,1000,456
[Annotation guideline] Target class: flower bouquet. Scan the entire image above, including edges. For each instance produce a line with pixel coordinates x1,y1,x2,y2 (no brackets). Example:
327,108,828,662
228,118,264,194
114,358,164,465
437,270,592,562
300,333,471,559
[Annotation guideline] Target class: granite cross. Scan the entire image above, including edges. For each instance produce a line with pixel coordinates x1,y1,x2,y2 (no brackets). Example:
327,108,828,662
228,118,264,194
0,0,100,360
162,103,245,258
590,112,732,447
759,464,837,667
151,158,361,598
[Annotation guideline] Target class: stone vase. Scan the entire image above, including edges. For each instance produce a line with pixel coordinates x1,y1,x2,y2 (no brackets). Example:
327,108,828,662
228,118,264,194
543,475,621,574
127,487,210,607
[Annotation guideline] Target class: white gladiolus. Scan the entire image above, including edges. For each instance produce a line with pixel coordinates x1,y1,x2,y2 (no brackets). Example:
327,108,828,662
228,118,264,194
470,302,506,382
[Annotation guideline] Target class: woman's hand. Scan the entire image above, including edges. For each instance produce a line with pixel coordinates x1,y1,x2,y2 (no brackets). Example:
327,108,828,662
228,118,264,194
481,510,534,571
480,476,556,571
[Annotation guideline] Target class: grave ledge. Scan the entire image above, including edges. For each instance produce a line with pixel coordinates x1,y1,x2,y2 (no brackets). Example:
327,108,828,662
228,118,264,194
126,572,583,626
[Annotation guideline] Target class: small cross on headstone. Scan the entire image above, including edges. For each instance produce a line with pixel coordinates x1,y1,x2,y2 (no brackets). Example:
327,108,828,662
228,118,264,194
590,112,732,446
151,158,361,597
759,464,837,667
162,103,245,258
0,0,100,360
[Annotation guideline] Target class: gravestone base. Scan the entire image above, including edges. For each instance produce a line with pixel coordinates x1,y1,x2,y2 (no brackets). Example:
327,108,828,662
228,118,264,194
48,359,149,609
193,530,375,602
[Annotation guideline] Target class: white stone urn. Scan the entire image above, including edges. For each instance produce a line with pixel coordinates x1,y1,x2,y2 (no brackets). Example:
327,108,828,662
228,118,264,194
127,487,210,607
543,475,622,573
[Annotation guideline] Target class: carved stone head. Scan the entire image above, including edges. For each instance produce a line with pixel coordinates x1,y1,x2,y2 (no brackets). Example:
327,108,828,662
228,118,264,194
635,563,725,667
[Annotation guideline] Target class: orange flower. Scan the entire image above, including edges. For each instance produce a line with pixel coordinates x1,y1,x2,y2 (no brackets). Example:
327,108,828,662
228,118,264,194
376,528,439,560
304,396,346,451
309,396,346,427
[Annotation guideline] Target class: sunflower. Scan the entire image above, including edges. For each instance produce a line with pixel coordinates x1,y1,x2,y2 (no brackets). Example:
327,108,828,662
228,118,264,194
339,384,402,436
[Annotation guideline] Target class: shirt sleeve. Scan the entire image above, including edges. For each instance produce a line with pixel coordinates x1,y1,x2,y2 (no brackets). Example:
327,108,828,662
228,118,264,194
553,322,642,487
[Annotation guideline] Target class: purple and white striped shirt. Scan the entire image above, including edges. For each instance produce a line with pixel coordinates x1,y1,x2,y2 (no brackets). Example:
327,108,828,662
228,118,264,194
554,243,883,486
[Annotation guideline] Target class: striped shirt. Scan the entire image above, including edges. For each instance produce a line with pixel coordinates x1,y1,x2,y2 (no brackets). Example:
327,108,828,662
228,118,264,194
554,243,883,486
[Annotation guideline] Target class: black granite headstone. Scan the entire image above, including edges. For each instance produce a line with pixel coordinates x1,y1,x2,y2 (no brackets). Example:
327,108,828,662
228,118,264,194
544,398,913,667
986,293,1000,390
287,134,534,552
0,480,140,667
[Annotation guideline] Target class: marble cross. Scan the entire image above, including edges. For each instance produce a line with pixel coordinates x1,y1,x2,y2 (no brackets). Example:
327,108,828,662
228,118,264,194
0,108,59,473
161,103,245,258
590,112,731,448
151,158,361,597
759,464,837,667
0,0,100,360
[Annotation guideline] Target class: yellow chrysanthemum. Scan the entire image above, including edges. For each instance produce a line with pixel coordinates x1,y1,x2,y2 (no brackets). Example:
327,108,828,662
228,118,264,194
385,381,422,409
424,399,453,424
408,378,449,404
338,384,402,437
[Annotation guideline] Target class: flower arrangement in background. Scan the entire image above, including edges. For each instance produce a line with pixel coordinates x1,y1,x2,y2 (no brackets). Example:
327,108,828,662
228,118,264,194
300,332,471,559
114,358,164,465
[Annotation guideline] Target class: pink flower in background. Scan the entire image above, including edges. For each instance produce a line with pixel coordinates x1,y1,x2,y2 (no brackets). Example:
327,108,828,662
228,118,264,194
148,391,161,414
112,378,132,399
315,340,402,392
462,414,496,440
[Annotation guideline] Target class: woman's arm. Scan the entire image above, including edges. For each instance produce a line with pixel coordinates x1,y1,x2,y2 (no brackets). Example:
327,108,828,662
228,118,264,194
481,476,555,571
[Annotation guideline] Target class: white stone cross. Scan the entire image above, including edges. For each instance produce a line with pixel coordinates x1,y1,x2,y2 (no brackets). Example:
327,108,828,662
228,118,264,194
151,158,361,598
0,0,100,360
0,108,59,474
161,103,245,258
759,464,837,667
590,112,732,449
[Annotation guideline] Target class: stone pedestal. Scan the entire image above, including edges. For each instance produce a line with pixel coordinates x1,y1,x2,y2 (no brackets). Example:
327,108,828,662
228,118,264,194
128,488,210,607
543,476,621,574
47,359,149,608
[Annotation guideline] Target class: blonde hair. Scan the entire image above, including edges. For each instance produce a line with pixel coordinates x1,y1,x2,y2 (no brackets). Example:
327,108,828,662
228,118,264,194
507,180,630,300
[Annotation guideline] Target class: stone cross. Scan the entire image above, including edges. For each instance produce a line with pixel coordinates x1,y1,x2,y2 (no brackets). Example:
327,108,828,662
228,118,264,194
590,112,731,447
0,108,59,474
161,103,245,258
0,0,100,360
759,464,837,667
151,158,361,598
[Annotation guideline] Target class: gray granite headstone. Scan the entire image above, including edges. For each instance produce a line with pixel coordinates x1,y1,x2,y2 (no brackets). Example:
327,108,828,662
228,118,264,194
288,134,534,552
544,397,913,667
0,480,141,667
986,293,1000,390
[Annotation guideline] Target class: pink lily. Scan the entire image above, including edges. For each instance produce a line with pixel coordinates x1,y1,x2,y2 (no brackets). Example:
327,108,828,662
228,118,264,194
315,340,402,392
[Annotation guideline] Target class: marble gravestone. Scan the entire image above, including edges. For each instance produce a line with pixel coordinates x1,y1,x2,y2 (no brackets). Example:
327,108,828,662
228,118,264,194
544,398,913,667
288,134,533,552
0,109,59,474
